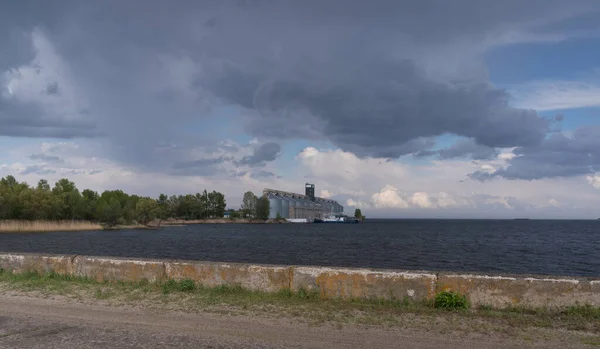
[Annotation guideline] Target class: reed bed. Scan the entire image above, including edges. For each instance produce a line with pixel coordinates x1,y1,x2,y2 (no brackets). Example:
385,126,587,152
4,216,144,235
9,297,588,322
0,220,103,233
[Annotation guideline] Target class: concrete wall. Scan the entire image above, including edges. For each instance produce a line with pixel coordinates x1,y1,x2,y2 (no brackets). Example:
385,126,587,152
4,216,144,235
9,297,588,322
1,253,598,309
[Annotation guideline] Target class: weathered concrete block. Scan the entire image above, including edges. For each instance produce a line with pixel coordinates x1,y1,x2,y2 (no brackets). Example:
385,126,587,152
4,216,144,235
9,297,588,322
73,256,166,282
2,253,599,309
292,266,436,300
165,261,290,292
0,253,74,275
438,273,600,308
591,280,600,295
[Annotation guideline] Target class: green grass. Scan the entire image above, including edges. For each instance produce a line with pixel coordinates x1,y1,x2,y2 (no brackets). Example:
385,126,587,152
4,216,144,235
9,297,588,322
582,337,600,346
0,268,599,335
434,291,469,310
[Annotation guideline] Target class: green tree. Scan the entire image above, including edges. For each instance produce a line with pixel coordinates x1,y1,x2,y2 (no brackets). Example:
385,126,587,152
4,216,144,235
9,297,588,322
20,187,57,220
0,175,29,219
97,198,122,227
209,191,226,218
156,194,170,226
0,174,233,225
123,194,140,224
81,189,99,221
52,178,82,220
354,208,365,220
255,196,271,220
135,197,159,226
37,179,51,192
241,191,258,218
98,190,132,223
0,175,19,188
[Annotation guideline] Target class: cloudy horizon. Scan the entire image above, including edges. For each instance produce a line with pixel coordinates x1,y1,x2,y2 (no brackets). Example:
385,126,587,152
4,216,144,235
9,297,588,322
2,1,600,219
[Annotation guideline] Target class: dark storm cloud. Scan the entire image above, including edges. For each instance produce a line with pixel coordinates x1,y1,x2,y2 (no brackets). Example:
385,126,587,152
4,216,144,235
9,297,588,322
252,170,276,178
0,97,99,138
339,137,437,159
415,138,499,160
238,142,281,167
233,61,551,158
171,156,236,176
1,0,599,172
20,165,55,175
173,156,232,170
65,169,103,175
170,142,281,176
29,153,64,163
45,82,59,95
470,127,600,181
1,126,98,138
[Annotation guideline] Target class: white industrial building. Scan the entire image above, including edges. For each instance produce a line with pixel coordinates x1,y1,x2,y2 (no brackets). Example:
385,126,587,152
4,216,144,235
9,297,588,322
263,184,343,220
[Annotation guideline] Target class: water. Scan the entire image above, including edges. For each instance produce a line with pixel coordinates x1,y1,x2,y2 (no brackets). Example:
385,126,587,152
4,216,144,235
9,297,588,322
0,219,598,277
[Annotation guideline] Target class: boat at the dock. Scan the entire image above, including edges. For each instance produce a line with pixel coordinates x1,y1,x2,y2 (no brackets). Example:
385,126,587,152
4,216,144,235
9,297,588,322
313,214,360,224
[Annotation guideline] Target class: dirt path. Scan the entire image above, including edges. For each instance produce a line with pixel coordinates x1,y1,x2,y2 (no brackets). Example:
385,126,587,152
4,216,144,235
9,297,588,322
0,294,594,349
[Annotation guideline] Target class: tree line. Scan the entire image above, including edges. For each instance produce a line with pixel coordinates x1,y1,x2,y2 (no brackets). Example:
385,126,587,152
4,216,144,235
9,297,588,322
236,191,271,220
0,175,227,227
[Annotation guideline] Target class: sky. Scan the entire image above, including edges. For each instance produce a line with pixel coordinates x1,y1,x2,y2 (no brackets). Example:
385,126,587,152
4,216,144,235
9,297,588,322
1,0,600,219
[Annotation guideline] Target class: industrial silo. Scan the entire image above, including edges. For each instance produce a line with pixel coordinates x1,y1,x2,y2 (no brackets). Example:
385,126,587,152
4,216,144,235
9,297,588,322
268,193,282,219
280,196,291,218
287,196,301,218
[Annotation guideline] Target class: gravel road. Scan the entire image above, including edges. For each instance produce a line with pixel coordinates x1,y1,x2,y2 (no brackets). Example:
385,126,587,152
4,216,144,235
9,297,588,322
0,294,592,349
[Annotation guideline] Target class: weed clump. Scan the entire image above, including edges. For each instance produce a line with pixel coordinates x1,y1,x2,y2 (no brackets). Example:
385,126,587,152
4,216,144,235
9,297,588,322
161,279,196,294
434,291,469,310
178,279,196,292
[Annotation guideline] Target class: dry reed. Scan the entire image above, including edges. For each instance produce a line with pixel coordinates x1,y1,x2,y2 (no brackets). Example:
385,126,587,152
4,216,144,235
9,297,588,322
0,220,103,233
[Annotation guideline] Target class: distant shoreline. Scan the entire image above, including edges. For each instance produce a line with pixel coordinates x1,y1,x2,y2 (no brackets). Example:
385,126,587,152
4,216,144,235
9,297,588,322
161,218,288,225
0,218,288,233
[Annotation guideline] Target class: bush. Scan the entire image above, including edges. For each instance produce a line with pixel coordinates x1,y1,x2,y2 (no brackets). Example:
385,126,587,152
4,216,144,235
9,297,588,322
161,279,196,293
434,291,469,310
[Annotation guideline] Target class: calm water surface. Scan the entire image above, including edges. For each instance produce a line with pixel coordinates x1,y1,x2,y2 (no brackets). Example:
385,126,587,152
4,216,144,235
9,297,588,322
0,219,598,277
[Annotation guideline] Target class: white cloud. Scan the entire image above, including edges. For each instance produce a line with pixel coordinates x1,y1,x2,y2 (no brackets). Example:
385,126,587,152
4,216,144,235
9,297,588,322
498,148,517,161
346,198,372,209
587,174,600,189
292,146,600,218
483,196,513,209
297,147,406,183
548,198,560,207
435,192,458,208
369,187,469,210
296,147,407,196
371,185,409,209
409,192,433,208
2,28,87,121
319,189,332,198
509,79,600,111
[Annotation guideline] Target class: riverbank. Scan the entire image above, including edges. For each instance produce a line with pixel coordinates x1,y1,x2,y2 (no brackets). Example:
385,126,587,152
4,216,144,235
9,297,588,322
0,269,598,348
0,218,287,233
0,220,103,233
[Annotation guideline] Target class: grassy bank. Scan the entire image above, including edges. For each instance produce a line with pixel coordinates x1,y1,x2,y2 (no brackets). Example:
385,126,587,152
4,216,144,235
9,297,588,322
0,268,598,342
0,220,103,233
0,218,287,232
